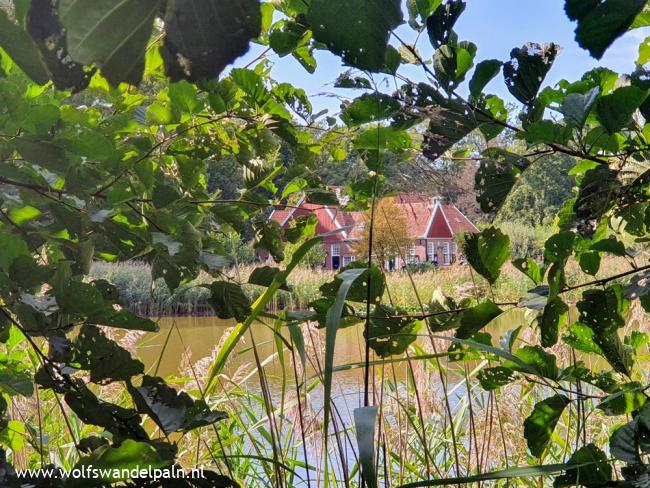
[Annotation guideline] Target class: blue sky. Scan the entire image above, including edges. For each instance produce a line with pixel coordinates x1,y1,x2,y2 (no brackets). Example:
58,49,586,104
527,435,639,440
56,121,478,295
239,0,650,116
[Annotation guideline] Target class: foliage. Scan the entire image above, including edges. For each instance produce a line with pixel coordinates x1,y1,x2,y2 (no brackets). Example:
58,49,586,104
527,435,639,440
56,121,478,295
351,197,412,267
496,221,554,259
496,154,575,226
283,239,326,268
0,0,648,486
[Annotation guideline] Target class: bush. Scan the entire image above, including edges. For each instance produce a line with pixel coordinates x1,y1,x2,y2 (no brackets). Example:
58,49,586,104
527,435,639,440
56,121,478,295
496,222,552,259
405,261,438,274
214,233,258,265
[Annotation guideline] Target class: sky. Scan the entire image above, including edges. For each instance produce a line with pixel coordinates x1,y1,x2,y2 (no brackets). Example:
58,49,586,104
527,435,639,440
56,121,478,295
238,0,650,116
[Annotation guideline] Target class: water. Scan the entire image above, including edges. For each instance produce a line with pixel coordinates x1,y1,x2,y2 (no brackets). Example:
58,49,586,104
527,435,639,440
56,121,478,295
135,316,373,382
133,308,534,393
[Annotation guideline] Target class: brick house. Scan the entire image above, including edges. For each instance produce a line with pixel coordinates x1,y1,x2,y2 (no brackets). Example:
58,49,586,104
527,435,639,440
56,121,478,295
264,194,478,270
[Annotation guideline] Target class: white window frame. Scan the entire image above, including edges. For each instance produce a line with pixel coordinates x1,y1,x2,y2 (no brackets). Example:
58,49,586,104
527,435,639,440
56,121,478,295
443,242,451,265
406,244,416,264
331,244,341,257
343,255,356,266
427,241,435,262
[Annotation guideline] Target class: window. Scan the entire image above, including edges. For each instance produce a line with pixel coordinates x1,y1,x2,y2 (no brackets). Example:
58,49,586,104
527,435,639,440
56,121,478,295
406,244,416,264
443,242,450,265
427,241,435,262
331,244,340,257
343,255,356,266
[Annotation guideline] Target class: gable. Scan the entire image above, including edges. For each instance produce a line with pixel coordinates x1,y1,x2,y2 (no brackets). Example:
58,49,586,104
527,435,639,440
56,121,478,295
426,207,453,238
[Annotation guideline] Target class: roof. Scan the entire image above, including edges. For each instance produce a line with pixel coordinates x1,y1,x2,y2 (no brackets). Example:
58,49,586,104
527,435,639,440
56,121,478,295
269,201,364,241
268,193,478,242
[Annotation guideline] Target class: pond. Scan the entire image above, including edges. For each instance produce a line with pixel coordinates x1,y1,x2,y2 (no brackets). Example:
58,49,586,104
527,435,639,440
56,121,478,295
132,308,537,388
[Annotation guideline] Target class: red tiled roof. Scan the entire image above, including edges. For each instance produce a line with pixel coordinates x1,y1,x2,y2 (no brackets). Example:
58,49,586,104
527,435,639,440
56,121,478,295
269,203,365,242
398,200,432,237
442,204,479,234
269,195,477,242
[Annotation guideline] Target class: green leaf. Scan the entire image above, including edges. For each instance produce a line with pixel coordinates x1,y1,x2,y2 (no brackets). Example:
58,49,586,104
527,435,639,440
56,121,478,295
65,384,148,440
407,0,441,24
128,375,227,435
461,226,511,284
554,444,612,487
477,95,508,141
433,42,476,91
308,0,403,72
475,150,528,214
0,231,29,273
162,0,261,81
513,258,543,285
152,181,182,209
69,440,169,487
596,85,648,133
354,127,412,151
367,305,419,357
354,406,378,488
477,366,517,391
524,394,570,458
541,297,568,348
639,36,650,65
565,0,647,59
320,262,385,304
577,287,632,375
505,345,560,380
578,251,600,275
341,93,401,126
0,9,49,85
169,80,202,113
520,120,573,146
73,325,144,384
206,281,251,322
0,355,33,397
248,266,290,291
574,166,620,237
422,101,478,159
563,322,603,355
610,419,640,463
0,420,25,452
455,301,502,339
469,59,502,100
426,0,466,48
58,0,159,86
560,87,600,128
503,43,560,105
590,235,626,256
27,0,92,91
597,383,647,416
269,20,308,56
14,138,68,173
544,231,575,264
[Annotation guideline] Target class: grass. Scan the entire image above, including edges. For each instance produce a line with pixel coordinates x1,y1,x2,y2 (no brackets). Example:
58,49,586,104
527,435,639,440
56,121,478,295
91,257,629,316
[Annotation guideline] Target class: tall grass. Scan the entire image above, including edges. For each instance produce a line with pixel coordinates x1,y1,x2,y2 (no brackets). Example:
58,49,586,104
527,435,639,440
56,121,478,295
92,257,628,316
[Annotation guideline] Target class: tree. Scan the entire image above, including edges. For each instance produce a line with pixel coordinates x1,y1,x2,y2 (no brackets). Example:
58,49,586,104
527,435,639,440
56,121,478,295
352,197,412,267
496,154,575,226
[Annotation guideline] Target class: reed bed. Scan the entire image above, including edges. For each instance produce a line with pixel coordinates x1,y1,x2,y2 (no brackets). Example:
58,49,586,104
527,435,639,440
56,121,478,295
91,257,629,316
